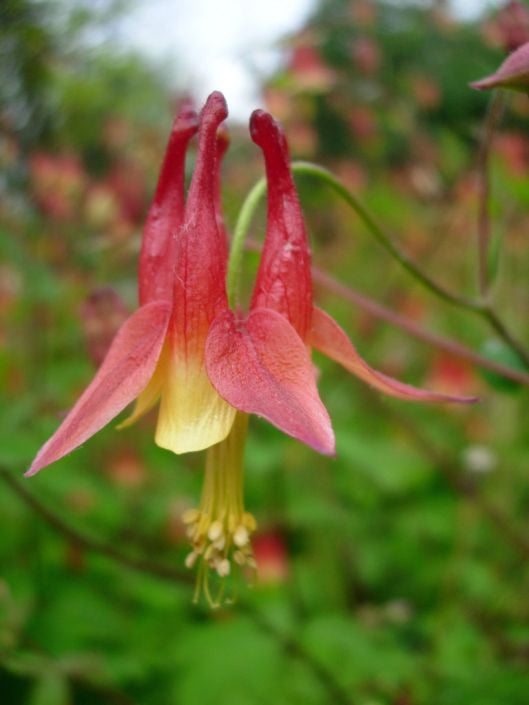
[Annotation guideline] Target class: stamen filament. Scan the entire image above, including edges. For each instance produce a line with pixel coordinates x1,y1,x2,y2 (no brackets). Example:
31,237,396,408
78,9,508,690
183,412,257,607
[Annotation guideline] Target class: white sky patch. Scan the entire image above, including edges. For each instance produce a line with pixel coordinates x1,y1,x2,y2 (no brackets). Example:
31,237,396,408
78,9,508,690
119,0,316,121
118,0,500,121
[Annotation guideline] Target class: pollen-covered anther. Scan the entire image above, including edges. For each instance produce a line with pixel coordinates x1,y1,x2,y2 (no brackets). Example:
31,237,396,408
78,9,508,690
182,510,257,579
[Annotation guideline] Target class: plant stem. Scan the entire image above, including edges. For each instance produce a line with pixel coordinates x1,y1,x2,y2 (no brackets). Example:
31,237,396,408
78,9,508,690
310,260,529,387
227,177,266,307
476,89,505,295
231,161,529,369
291,161,483,312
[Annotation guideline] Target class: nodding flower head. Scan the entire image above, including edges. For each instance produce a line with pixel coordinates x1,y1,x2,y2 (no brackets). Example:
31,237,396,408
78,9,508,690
28,92,476,604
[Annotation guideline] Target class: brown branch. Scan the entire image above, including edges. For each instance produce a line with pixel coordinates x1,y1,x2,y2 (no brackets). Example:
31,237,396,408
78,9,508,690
239,604,353,705
312,265,529,386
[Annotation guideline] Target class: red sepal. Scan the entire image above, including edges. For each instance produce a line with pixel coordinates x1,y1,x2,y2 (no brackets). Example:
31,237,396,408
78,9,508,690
139,107,198,305
249,110,312,339
168,92,229,357
205,307,335,455
26,301,171,476
309,307,478,404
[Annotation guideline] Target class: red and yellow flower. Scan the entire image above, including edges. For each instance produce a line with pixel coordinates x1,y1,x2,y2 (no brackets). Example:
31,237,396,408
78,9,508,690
28,92,474,597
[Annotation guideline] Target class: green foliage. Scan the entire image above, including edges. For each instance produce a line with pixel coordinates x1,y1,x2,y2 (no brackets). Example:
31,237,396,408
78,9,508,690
2,1,529,704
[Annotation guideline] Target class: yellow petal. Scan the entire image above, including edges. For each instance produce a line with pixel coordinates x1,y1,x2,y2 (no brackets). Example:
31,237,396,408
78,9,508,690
116,340,169,429
155,354,236,454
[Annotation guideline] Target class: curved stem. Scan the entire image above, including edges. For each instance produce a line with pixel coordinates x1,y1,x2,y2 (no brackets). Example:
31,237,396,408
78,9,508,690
227,177,266,307
291,161,483,312
476,89,505,295
230,161,529,368
481,305,529,368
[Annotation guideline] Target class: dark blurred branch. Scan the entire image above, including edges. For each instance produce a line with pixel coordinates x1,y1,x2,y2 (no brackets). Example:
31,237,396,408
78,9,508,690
311,263,529,388
0,466,354,704
466,605,529,664
0,465,191,583
476,90,505,295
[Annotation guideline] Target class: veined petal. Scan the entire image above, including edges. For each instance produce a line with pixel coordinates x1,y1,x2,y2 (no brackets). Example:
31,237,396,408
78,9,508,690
26,301,172,476
116,339,169,429
139,106,198,305
249,110,312,339
205,307,335,455
155,344,236,454
309,307,478,404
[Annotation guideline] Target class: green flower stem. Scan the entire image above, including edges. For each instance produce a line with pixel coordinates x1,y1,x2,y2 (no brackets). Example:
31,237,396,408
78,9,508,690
227,160,529,368
227,177,266,307
291,161,483,312
476,89,506,296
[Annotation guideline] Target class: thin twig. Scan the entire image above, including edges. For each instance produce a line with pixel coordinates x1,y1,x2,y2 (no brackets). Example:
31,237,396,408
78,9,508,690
0,466,354,705
0,466,191,583
240,604,353,705
481,305,529,368
476,90,505,296
291,161,529,368
312,264,529,387
291,161,483,312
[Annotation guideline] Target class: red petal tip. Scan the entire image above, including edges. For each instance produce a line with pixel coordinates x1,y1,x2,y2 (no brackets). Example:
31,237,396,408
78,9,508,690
250,109,284,148
201,91,228,125
469,78,497,91
172,106,199,134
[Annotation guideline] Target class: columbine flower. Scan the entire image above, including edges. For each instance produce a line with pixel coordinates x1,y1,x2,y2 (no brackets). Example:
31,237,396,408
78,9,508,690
28,93,474,603
27,93,236,478
471,40,529,91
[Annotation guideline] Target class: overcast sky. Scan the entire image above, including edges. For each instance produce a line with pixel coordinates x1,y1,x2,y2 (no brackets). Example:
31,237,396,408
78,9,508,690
118,0,501,120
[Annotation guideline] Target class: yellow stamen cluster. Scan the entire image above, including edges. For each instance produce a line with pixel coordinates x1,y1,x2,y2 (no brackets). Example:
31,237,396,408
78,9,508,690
182,508,257,577
182,413,256,606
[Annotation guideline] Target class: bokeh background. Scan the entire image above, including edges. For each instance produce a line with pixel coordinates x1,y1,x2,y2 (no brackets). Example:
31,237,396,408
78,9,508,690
2,1,529,703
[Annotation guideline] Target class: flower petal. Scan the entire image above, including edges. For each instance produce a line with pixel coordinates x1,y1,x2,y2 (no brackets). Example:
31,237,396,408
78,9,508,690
249,110,312,339
155,92,234,454
116,340,169,429
168,91,229,357
139,106,198,305
309,306,478,404
154,349,237,454
26,301,172,476
470,41,529,91
205,307,335,455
